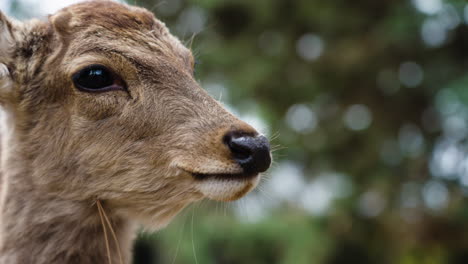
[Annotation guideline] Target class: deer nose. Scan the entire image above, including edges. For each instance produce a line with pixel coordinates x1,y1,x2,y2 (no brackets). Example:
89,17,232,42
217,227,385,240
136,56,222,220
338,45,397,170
224,132,271,174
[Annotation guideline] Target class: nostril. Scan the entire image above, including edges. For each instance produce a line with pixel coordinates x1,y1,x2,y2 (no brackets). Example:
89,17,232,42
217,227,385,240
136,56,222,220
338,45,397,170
224,131,272,175
224,135,253,160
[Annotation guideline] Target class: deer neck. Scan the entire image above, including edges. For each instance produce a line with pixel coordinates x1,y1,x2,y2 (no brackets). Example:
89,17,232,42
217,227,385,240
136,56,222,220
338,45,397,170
0,156,136,264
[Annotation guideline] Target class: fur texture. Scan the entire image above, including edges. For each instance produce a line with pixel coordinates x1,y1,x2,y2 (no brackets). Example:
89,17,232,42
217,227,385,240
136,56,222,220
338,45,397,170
0,1,267,263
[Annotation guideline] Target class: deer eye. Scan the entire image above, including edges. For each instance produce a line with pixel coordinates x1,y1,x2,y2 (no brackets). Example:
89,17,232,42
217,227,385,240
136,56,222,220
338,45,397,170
72,65,125,92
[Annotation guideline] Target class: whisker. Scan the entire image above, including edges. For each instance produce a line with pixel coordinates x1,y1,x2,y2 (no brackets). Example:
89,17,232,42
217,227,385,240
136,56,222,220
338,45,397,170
97,200,124,264
184,32,198,50
270,143,286,150
272,153,287,160
268,131,281,142
257,185,273,201
270,148,286,154
97,201,112,264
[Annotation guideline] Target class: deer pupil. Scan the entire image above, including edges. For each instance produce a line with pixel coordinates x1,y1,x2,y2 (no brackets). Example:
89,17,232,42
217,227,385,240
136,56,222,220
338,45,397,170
73,65,114,90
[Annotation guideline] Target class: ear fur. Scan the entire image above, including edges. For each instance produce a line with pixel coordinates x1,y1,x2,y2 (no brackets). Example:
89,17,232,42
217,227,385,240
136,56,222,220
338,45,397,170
0,11,18,64
0,11,19,104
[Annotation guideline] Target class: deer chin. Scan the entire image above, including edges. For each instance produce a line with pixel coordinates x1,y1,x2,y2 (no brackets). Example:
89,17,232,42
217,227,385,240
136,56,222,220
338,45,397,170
175,163,261,201
194,174,261,201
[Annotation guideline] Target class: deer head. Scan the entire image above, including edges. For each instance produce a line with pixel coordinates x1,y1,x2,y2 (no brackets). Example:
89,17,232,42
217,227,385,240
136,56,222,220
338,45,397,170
0,1,271,229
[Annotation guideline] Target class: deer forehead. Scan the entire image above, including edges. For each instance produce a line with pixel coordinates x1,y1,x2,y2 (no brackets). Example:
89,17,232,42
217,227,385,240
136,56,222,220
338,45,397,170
52,1,158,32
47,1,193,73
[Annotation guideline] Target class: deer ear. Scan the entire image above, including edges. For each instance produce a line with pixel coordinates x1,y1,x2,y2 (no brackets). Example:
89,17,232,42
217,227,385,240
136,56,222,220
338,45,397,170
0,11,20,104
0,11,19,64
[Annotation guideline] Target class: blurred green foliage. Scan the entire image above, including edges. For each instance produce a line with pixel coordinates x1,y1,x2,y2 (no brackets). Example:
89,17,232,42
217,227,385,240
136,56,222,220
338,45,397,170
129,0,468,263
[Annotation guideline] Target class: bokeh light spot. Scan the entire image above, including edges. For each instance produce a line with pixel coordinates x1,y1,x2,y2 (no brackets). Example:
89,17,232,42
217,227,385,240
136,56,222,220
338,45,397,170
176,6,206,35
399,124,425,158
267,161,305,202
422,180,449,211
285,104,318,134
421,18,447,47
358,190,386,218
300,172,352,216
296,33,324,62
412,0,442,15
157,0,182,16
343,104,372,131
398,62,424,88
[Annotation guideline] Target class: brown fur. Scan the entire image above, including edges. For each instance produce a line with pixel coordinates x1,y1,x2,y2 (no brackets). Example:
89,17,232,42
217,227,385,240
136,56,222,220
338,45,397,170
0,1,267,263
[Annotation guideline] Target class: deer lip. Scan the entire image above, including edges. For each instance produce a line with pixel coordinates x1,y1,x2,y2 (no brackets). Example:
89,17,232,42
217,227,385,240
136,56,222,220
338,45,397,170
191,172,258,181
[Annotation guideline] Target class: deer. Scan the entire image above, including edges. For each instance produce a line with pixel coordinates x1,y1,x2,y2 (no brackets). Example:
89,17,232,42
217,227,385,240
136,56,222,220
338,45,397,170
0,1,271,263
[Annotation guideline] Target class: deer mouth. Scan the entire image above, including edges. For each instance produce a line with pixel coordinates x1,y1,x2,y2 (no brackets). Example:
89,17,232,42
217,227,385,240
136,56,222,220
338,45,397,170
191,172,258,181
176,166,261,201
191,171,261,201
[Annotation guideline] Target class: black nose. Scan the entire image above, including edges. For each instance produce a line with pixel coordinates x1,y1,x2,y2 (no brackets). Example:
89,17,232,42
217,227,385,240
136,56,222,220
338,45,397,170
224,132,271,174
